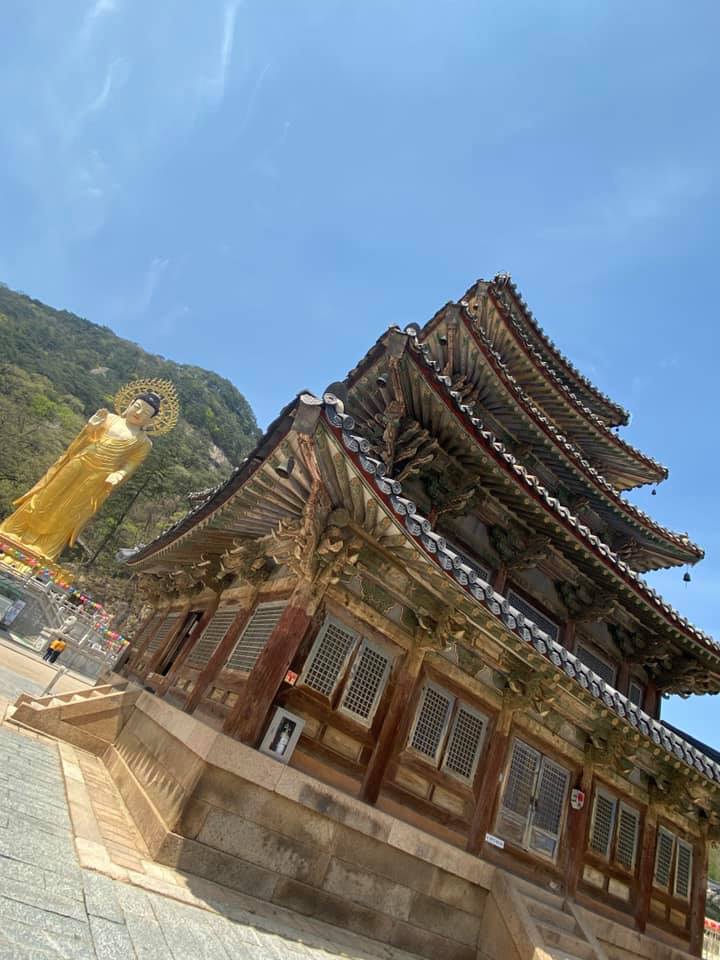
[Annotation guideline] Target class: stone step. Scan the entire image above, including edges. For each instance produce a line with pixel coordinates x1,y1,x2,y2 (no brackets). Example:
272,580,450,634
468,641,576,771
537,921,596,960
546,951,595,960
511,875,566,911
525,897,579,934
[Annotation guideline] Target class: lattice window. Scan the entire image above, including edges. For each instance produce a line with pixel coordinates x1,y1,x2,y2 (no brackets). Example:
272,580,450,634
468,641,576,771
146,612,180,655
576,644,617,686
589,790,617,858
675,840,693,900
506,590,560,641
616,803,640,871
339,640,391,723
497,739,569,861
628,680,644,708
654,828,675,889
530,757,569,858
188,606,240,668
442,705,486,783
409,685,452,761
301,618,358,696
226,600,286,673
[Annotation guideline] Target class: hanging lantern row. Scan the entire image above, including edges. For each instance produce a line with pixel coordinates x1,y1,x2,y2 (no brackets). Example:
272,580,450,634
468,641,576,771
0,542,128,647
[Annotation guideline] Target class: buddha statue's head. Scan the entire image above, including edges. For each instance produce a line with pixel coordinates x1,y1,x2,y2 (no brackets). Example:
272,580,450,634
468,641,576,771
124,392,162,428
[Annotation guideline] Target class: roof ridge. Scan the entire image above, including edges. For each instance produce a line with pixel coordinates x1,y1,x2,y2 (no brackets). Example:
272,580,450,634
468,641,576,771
449,310,702,561
324,397,720,785
492,272,630,424
485,283,668,483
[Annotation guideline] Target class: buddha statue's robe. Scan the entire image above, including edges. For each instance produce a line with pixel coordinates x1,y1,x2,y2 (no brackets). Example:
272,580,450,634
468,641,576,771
0,414,151,561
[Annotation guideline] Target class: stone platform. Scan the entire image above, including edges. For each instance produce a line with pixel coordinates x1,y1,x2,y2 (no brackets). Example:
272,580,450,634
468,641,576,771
4,679,703,960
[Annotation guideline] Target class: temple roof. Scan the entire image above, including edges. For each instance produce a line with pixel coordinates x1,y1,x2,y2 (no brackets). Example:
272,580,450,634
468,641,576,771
346,321,702,571
128,379,718,692
490,273,630,427
462,278,667,489
127,395,720,790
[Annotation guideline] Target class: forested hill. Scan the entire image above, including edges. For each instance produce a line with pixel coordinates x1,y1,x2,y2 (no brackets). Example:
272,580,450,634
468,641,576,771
0,283,260,593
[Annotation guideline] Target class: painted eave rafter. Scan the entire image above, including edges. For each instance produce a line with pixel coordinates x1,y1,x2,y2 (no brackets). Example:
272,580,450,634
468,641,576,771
412,308,702,569
477,279,668,487
490,272,630,426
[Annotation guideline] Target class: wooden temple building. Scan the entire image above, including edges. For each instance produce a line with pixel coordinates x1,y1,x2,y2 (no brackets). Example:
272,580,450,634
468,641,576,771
30,275,719,960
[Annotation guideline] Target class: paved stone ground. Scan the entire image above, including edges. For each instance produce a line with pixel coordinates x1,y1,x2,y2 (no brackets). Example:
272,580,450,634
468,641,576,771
0,644,420,960
0,637,92,707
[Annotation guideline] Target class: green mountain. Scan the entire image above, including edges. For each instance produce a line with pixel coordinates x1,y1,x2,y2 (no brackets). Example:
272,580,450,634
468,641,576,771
0,283,260,602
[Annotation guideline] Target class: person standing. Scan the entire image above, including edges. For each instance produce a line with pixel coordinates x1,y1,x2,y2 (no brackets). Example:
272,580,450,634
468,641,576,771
49,637,66,663
42,637,60,661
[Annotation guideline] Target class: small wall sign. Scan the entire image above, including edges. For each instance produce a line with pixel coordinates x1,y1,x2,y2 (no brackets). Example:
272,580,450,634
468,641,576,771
284,670,298,686
570,788,586,811
259,707,305,765
485,833,505,849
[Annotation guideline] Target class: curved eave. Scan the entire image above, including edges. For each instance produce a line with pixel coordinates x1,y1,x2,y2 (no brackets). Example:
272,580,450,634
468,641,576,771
324,401,720,785
396,343,720,668
416,310,702,570
126,395,301,567
482,284,667,488
492,273,630,426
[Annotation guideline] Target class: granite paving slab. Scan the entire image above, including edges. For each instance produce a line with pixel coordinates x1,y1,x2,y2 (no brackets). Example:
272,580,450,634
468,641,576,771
0,717,423,960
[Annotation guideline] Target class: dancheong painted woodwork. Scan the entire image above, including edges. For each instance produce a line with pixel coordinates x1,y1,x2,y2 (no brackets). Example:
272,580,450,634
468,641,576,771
123,274,719,957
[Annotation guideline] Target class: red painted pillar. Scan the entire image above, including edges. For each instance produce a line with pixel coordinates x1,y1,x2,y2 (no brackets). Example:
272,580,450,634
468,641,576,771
467,708,513,854
224,584,316,745
361,647,424,804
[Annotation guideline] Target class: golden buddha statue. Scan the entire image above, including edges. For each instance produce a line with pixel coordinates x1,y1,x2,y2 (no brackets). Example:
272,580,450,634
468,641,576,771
0,379,179,562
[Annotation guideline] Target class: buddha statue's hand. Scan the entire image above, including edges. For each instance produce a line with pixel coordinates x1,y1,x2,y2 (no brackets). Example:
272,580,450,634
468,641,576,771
105,471,125,487
89,408,110,426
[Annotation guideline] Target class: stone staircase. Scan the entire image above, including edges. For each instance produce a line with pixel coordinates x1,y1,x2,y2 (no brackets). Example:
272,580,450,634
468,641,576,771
487,871,608,960
8,682,139,755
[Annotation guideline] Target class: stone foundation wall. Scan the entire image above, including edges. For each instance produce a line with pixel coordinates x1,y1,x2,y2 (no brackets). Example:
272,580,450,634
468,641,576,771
105,693,492,960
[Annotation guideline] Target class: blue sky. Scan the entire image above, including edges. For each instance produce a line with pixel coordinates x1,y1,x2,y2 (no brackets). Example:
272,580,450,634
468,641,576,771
1,1,719,740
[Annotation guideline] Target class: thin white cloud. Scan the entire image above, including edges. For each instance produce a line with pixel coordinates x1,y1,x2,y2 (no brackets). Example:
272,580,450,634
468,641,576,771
67,58,130,141
201,0,242,104
137,257,170,315
77,0,120,51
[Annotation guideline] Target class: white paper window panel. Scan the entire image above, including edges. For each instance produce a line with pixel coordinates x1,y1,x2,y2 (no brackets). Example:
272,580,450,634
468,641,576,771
576,644,617,687
146,612,181,654
654,827,675,889
628,680,644,708
501,739,539,822
674,840,693,900
339,640,392,724
442,704,487,783
589,789,617,859
301,618,359,696
226,600,287,673
409,684,453,761
529,757,569,859
506,590,560,641
615,803,640,871
188,606,241,668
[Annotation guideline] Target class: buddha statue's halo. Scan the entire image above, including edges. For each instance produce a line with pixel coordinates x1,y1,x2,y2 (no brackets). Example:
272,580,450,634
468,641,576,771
114,379,180,435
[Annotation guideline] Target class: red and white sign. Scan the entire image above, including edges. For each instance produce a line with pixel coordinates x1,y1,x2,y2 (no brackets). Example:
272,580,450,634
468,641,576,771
570,788,585,811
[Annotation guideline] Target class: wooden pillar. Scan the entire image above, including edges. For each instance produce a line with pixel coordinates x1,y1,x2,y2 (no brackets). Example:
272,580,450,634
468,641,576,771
562,620,577,654
689,830,709,956
184,600,252,714
491,565,508,596
360,646,424,804
564,762,594,898
224,581,317,745
636,805,658,933
617,659,630,697
466,707,513,854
